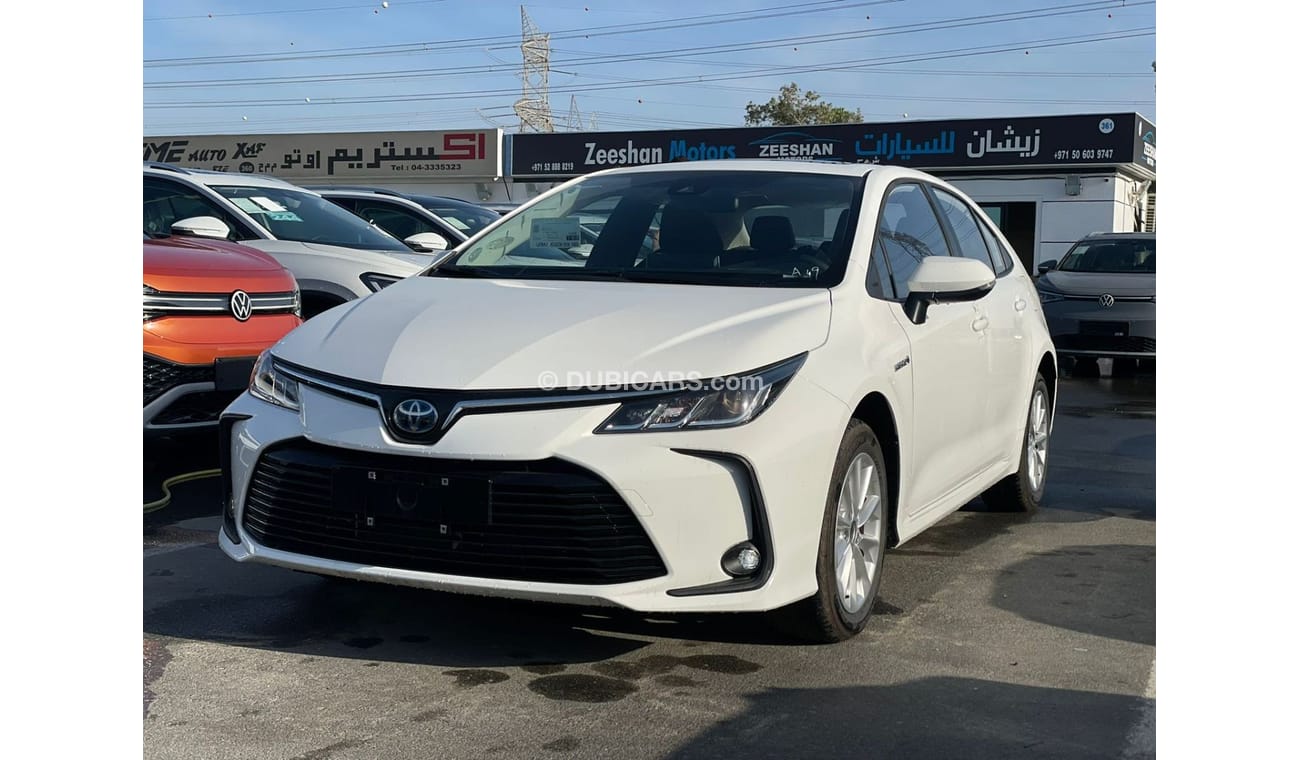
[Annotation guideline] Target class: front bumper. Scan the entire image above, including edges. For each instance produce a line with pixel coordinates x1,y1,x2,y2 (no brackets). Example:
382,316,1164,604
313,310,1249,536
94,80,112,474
1040,299,1156,358
218,371,848,613
144,354,252,433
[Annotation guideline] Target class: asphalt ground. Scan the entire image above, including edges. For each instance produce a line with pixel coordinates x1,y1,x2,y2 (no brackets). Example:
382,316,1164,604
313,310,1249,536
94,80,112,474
143,359,1155,760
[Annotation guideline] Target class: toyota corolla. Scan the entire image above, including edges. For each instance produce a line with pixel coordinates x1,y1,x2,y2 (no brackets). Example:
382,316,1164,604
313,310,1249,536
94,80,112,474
218,162,1056,641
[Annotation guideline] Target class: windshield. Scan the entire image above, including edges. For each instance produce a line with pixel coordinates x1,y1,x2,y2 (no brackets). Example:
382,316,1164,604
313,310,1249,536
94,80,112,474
409,195,500,235
435,171,862,288
212,185,409,252
1058,238,1156,273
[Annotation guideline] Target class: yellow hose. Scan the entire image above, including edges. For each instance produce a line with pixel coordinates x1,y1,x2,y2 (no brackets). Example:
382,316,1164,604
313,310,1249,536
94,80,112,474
144,469,221,514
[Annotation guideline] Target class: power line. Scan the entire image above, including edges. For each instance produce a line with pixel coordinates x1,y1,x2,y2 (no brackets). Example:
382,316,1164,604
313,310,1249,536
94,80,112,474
144,1,1150,89
144,1,448,22
142,1,904,67
144,28,1155,110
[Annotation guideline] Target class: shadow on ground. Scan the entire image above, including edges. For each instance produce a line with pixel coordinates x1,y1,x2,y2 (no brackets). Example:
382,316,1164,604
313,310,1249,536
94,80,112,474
664,676,1151,760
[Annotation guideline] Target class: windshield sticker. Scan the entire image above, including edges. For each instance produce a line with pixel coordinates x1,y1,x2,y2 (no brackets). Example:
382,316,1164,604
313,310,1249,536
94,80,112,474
530,217,581,248
249,196,289,212
230,197,264,215
267,211,302,222
443,216,471,231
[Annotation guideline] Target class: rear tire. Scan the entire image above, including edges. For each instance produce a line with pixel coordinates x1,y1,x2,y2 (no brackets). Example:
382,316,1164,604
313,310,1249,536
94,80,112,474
783,420,889,643
981,374,1051,513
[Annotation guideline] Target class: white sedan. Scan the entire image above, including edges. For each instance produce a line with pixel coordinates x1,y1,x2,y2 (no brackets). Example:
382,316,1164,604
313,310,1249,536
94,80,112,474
218,161,1056,642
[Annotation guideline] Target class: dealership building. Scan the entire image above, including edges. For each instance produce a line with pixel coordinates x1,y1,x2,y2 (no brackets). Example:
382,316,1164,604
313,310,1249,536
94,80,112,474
145,111,1155,269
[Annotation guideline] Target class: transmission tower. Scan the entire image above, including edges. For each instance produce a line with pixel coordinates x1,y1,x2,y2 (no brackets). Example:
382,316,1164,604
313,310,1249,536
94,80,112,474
565,95,583,132
514,7,554,133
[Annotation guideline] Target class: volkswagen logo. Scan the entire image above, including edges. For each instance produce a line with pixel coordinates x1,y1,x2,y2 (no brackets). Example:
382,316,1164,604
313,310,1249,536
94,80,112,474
392,399,438,435
229,290,253,321
1098,293,1116,308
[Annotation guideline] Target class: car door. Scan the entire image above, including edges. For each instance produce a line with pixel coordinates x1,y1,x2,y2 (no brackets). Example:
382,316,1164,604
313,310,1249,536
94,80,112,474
352,198,458,245
143,177,259,241
928,185,1029,461
872,182,991,515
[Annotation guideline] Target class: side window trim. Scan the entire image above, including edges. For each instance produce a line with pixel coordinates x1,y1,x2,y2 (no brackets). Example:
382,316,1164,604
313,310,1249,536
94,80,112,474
924,183,1002,272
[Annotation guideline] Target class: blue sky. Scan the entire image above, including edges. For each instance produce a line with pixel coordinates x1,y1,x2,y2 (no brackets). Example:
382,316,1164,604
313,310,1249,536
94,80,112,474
143,0,1156,135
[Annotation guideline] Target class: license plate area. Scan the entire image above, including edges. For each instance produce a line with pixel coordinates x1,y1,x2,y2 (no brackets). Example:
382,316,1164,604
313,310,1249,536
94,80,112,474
331,466,492,527
214,356,257,391
1080,320,1129,337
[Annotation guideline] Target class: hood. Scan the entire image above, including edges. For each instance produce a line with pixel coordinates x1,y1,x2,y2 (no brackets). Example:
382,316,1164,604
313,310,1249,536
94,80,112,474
1038,270,1156,297
276,276,832,389
241,239,428,273
143,238,298,294
144,237,283,275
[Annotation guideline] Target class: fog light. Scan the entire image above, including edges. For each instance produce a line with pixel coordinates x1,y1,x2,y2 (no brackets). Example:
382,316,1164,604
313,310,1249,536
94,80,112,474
721,542,762,577
222,494,241,544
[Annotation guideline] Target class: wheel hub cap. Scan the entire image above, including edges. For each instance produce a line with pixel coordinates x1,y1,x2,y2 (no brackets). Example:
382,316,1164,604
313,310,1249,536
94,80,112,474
1027,388,1049,491
834,452,884,614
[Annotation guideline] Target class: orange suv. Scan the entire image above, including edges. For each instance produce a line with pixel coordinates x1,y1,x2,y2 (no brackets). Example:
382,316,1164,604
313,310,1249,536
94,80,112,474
144,236,301,434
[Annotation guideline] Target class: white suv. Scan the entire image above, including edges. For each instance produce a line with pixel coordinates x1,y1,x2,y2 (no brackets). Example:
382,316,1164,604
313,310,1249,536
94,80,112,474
218,161,1056,642
144,164,424,317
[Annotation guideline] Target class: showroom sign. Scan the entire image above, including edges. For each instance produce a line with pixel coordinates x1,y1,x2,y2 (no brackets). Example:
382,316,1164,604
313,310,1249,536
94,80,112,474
510,113,1154,177
143,128,504,179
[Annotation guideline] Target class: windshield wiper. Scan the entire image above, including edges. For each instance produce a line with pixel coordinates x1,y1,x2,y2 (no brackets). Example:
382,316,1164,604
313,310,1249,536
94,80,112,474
425,263,495,278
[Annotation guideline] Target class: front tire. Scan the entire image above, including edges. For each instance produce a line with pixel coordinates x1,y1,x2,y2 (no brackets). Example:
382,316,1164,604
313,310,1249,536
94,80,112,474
981,374,1051,513
786,420,889,643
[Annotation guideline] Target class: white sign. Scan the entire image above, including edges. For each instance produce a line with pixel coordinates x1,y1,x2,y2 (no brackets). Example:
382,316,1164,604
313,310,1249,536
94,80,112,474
530,218,582,248
142,129,503,179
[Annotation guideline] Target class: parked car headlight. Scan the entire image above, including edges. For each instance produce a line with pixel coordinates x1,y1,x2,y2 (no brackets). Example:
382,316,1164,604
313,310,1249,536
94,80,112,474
1036,287,1065,304
143,284,159,322
596,355,805,433
360,272,404,292
249,351,301,411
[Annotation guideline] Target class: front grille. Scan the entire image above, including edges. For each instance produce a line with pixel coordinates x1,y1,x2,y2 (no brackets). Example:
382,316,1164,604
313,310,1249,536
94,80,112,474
144,355,213,405
241,441,667,585
1054,334,1156,354
151,390,241,426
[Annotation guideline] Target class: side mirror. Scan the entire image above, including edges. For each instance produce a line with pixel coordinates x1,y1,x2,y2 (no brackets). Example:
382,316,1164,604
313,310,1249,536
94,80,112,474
1037,259,1058,275
903,257,996,325
404,232,449,252
171,216,231,240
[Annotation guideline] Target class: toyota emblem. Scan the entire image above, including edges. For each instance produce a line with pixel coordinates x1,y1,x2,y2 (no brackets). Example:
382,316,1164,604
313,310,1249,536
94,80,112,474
230,290,253,321
1098,293,1116,308
392,398,438,435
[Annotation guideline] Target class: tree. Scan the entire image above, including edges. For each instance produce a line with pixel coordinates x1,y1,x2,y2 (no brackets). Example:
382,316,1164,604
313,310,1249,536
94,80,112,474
744,82,863,127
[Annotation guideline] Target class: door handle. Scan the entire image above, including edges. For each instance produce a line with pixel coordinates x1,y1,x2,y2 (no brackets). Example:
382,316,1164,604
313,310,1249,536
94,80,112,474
971,315,989,332
1014,298,1028,312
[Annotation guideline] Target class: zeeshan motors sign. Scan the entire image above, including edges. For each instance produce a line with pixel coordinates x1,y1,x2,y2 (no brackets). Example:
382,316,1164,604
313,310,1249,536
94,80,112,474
510,113,1155,177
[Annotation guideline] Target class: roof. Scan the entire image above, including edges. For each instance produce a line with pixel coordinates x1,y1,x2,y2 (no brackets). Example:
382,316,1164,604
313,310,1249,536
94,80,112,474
1084,231,1156,240
144,162,305,191
596,159,877,178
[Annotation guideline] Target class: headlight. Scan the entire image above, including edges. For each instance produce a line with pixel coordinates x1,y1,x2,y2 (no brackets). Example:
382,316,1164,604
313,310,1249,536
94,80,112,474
143,284,158,322
1036,288,1065,304
249,351,301,411
596,355,805,433
360,272,404,292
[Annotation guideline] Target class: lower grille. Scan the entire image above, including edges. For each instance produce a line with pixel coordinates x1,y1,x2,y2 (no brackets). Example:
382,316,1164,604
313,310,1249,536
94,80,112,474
241,440,667,585
144,355,213,405
151,390,241,426
1054,334,1156,354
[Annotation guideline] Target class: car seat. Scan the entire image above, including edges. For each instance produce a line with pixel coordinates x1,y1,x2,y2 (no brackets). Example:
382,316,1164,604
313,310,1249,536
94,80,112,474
645,205,723,269
749,216,797,256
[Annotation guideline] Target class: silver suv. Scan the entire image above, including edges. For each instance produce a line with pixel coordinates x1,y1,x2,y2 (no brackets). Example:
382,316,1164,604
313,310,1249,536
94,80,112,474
143,164,425,318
